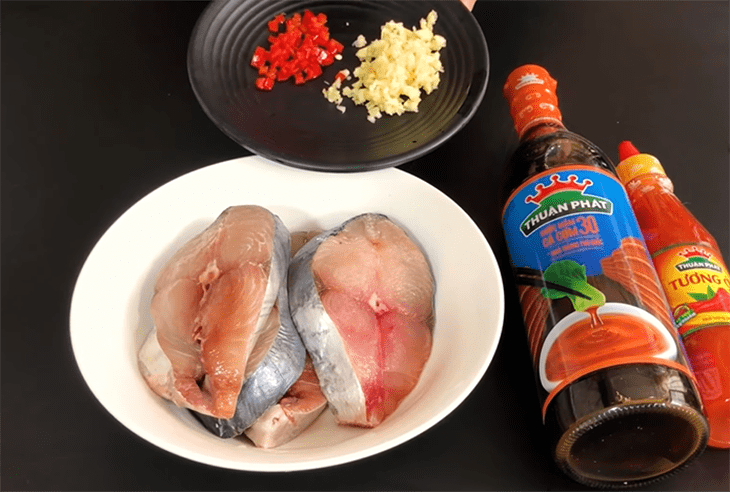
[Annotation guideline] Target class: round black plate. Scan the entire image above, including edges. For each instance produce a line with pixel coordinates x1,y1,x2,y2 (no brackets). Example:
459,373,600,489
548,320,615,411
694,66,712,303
188,0,489,172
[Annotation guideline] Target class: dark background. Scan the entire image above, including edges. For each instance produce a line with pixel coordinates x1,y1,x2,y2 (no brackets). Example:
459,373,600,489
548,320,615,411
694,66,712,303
2,1,728,490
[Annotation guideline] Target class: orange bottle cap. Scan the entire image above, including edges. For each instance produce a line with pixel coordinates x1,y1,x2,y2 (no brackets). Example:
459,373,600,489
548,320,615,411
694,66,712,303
615,141,667,185
503,64,563,138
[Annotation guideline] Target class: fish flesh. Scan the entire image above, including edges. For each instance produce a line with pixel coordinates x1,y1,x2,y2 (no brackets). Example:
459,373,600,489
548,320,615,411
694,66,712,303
138,205,292,419
193,276,306,437
244,356,327,448
288,214,434,428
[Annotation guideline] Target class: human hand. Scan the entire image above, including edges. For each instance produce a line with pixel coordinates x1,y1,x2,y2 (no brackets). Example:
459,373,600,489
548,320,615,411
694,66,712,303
460,0,476,11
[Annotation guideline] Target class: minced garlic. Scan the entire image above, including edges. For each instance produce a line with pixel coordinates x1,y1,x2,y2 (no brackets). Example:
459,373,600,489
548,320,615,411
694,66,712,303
352,34,367,48
342,10,446,122
323,80,343,105
322,69,351,107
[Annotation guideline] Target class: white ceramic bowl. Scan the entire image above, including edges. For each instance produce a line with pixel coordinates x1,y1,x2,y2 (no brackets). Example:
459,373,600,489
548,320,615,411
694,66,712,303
539,302,678,392
69,156,504,471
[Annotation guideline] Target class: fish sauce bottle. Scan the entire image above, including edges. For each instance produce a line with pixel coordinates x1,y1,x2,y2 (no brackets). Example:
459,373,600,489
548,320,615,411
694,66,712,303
500,65,709,488
616,142,730,449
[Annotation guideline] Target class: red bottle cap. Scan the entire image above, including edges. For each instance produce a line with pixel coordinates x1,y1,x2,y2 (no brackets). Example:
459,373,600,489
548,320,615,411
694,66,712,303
616,140,667,185
503,64,563,138
618,140,640,161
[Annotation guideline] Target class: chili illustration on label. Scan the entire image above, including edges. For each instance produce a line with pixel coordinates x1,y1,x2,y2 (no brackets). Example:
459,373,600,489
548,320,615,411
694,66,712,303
654,245,730,337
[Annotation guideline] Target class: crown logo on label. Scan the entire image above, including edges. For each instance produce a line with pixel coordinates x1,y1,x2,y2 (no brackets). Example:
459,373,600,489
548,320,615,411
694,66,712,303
514,72,545,91
679,247,712,260
525,174,592,205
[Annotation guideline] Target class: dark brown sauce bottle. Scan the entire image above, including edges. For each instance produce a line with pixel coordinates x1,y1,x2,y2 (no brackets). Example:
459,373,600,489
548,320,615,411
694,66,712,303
500,65,708,488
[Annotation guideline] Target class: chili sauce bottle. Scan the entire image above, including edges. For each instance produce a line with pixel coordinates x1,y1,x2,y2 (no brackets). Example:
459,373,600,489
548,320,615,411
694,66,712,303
500,65,709,488
616,141,730,449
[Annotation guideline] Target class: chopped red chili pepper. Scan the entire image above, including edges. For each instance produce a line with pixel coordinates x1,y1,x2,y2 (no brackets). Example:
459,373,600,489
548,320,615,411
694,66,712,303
302,10,316,25
326,39,344,54
250,46,268,69
334,69,349,84
255,76,275,91
251,10,343,91
267,13,285,33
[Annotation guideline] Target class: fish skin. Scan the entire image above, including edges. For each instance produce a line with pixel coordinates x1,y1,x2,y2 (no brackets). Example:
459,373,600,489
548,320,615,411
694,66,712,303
139,205,290,419
288,213,434,428
289,226,367,425
244,357,327,448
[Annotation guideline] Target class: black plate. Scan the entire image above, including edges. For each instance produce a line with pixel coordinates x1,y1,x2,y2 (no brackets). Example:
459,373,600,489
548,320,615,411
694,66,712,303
188,0,489,172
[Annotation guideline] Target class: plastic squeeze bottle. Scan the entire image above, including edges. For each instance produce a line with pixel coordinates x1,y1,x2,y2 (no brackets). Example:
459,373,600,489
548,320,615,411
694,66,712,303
500,64,709,488
617,141,730,448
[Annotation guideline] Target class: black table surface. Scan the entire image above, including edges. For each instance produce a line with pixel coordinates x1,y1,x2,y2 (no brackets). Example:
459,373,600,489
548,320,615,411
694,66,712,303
2,1,728,490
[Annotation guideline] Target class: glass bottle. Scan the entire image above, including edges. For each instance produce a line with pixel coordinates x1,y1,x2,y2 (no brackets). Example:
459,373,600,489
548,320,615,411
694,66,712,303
500,64,708,488
616,141,730,449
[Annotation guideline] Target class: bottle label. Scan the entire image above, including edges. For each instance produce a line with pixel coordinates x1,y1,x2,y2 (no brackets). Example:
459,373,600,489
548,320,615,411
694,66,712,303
652,244,730,337
502,165,693,419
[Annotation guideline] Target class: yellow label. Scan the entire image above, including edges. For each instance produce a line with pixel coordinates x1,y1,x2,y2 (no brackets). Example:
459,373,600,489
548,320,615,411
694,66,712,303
653,244,730,337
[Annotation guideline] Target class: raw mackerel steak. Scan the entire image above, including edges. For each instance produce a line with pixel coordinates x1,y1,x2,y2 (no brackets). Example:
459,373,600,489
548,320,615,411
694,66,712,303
138,205,303,422
288,214,434,427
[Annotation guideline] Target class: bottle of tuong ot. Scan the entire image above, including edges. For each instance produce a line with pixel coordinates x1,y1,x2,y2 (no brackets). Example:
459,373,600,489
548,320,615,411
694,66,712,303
616,141,730,449
500,64,708,488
